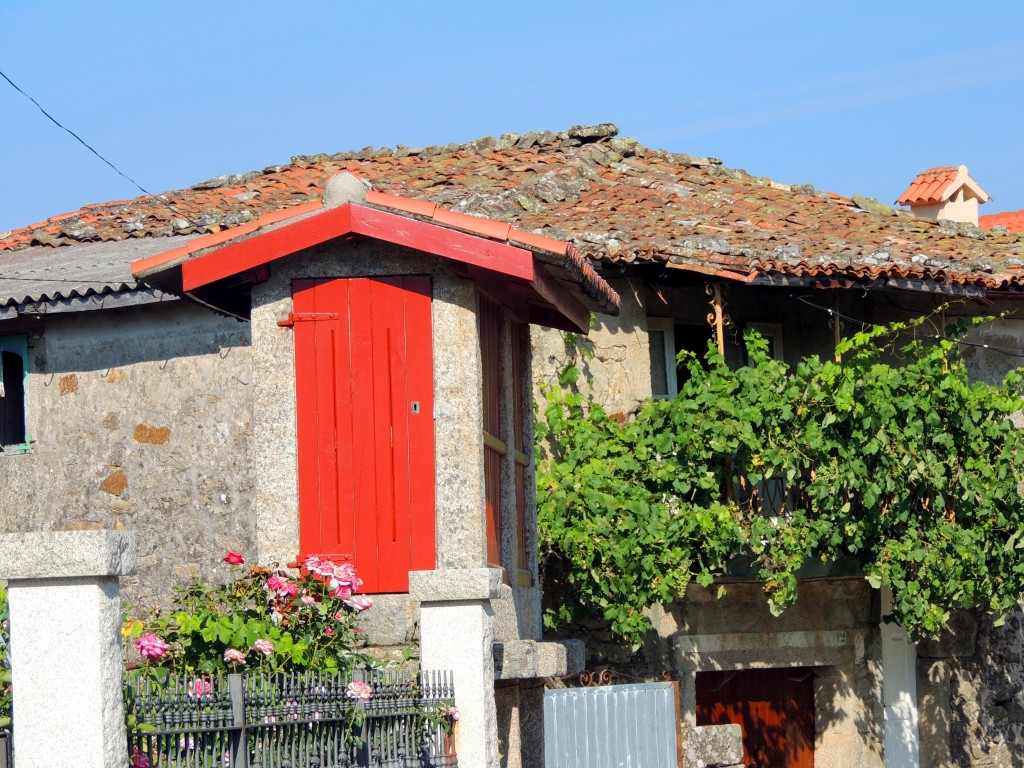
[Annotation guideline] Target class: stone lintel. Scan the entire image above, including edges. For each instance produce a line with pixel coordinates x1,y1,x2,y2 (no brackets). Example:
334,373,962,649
494,639,586,680
0,531,137,580
410,568,502,602
681,724,744,768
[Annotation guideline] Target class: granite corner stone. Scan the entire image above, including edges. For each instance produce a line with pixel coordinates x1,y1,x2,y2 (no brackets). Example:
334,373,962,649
0,530,137,580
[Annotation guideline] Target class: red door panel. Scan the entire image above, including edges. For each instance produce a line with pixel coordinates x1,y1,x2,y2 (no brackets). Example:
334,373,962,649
696,668,815,768
293,276,435,593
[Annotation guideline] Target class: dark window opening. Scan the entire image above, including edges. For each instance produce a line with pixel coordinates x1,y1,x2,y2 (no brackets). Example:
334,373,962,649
674,323,714,392
0,343,27,449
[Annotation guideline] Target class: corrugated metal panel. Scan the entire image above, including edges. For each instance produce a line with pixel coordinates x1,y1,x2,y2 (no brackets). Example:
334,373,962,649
544,682,679,768
0,235,201,307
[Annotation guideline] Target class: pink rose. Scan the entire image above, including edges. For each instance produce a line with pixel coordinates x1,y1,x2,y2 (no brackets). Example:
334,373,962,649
332,563,358,585
302,554,323,572
314,561,336,577
449,705,459,721
223,552,244,565
267,576,299,597
188,677,212,697
300,590,317,606
345,595,373,612
252,638,275,656
130,748,152,768
135,632,168,661
346,681,373,702
223,648,247,665
332,582,353,601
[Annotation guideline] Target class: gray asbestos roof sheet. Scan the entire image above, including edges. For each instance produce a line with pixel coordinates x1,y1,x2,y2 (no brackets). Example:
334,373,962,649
0,235,199,309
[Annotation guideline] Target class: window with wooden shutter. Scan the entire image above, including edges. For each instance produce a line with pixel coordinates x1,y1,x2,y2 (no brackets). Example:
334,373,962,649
511,323,532,583
293,276,435,593
479,295,504,568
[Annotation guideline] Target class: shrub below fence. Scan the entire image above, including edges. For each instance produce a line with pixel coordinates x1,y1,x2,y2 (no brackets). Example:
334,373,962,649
126,669,457,768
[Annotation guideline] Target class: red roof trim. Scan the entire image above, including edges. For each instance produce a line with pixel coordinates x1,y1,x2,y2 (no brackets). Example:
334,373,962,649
365,188,574,253
349,204,534,281
133,201,323,276
175,203,535,292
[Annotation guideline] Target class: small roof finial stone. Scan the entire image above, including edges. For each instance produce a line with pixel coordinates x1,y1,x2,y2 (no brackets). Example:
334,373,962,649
323,173,371,209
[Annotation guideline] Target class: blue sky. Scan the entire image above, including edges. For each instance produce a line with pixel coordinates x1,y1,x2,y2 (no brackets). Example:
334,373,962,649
2,1,1023,234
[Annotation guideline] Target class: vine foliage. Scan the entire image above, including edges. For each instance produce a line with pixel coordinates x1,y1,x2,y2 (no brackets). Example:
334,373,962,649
537,316,1024,644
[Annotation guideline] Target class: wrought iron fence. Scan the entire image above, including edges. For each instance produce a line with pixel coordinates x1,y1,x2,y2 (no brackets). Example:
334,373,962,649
125,669,457,768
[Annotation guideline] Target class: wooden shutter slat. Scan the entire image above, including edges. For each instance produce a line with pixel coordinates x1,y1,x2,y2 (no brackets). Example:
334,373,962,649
294,280,322,559
403,277,436,572
348,280,381,590
372,279,406,591
295,276,435,593
325,279,356,560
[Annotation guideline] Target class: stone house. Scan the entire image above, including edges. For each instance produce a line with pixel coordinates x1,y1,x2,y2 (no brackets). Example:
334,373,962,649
3,123,1024,767
0,168,619,768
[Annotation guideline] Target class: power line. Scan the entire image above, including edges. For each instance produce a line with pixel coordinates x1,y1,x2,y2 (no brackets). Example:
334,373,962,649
794,295,1024,359
0,68,195,226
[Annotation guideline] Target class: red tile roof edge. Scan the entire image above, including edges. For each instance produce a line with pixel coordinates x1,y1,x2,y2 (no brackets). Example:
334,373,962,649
363,185,616,312
131,180,618,316
133,201,323,277
365,188,570,257
981,210,1024,234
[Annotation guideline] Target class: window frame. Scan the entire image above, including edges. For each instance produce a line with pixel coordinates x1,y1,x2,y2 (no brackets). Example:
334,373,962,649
511,322,533,586
0,333,30,452
744,322,784,363
647,317,678,399
479,295,505,569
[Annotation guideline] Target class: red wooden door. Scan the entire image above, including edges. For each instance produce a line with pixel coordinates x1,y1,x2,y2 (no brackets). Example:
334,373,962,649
293,276,435,593
696,668,815,768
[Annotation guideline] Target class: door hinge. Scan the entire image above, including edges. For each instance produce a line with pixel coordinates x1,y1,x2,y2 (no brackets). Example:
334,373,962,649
278,312,340,328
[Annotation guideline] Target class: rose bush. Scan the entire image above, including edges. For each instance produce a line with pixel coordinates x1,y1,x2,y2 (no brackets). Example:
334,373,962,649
125,554,374,675
0,584,10,728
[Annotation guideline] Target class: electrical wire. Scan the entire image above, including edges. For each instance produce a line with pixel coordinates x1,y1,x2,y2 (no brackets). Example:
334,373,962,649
795,295,1024,359
0,68,196,226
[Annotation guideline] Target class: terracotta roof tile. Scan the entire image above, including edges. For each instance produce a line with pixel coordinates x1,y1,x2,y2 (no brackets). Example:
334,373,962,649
981,210,1024,234
896,167,959,206
4,126,1024,299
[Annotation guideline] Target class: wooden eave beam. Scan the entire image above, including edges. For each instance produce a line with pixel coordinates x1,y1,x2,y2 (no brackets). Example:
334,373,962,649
528,261,591,333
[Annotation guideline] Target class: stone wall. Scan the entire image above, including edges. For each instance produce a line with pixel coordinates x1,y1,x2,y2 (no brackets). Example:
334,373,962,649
0,300,256,609
532,276,653,419
917,604,1024,767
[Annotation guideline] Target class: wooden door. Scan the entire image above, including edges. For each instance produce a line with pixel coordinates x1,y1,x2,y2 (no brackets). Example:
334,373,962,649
293,276,435,593
696,668,815,768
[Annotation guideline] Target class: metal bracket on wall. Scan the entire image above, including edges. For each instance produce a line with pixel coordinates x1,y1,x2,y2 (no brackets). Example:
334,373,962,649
705,283,730,355
576,669,673,687
277,312,340,328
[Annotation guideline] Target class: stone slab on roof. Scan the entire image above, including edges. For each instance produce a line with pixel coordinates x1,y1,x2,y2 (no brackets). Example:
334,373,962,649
4,125,1024,298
